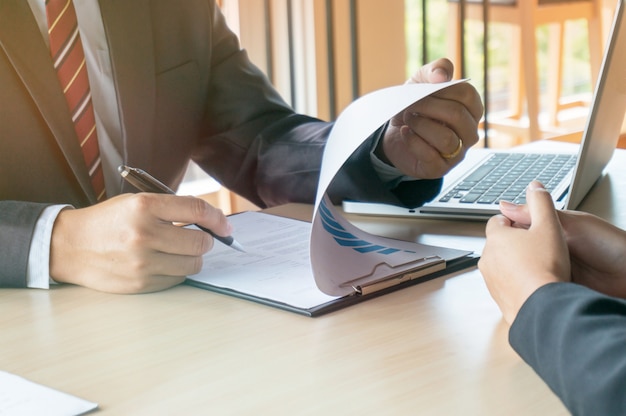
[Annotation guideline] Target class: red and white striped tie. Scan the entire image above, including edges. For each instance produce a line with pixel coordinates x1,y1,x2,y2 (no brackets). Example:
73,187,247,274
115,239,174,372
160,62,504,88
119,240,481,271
46,0,106,201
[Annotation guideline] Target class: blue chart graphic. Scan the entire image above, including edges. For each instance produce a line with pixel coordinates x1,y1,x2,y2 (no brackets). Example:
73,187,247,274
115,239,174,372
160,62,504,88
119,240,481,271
319,199,415,255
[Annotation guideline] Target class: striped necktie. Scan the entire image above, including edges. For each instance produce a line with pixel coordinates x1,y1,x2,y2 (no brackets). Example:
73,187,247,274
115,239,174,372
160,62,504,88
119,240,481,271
46,0,106,201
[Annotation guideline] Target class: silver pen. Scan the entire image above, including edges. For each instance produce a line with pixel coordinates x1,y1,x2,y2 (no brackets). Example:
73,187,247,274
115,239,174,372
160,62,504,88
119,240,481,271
118,165,246,253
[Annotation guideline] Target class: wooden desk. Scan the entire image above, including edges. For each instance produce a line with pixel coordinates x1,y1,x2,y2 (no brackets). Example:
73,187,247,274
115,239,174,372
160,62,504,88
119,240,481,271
2,148,626,415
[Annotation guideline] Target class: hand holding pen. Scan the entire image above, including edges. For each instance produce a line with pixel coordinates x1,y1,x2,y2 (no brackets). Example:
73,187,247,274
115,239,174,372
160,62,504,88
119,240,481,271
118,165,246,253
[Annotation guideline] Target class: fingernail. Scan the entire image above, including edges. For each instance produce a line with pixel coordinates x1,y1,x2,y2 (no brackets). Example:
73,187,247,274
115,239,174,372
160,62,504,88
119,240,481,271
528,181,545,191
499,200,519,210
432,67,450,81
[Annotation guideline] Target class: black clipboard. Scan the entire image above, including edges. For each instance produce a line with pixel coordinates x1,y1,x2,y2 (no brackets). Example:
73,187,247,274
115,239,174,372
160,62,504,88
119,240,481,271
186,252,479,317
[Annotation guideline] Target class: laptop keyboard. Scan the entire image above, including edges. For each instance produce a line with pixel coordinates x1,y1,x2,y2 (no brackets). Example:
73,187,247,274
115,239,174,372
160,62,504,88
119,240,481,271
439,153,576,205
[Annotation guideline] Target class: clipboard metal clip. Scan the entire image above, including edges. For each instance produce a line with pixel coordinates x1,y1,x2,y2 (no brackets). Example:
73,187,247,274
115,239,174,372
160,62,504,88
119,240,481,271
341,255,445,296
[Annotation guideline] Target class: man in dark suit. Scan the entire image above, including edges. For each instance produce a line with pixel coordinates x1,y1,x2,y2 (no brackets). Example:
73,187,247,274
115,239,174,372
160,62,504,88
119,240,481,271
479,181,626,414
0,0,483,293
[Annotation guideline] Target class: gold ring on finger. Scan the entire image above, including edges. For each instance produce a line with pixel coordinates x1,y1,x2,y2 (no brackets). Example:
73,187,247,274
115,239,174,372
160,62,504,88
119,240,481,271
440,139,463,160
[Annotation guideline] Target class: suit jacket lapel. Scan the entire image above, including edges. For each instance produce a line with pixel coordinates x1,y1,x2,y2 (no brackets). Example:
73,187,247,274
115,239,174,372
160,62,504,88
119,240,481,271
98,0,156,181
0,0,96,202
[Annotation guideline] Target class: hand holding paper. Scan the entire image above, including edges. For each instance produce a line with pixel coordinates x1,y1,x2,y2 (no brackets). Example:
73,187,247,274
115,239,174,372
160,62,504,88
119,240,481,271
314,79,471,210
382,59,484,179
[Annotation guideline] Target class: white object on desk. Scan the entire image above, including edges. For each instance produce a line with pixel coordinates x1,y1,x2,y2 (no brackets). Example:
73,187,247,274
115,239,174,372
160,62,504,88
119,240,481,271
0,370,97,416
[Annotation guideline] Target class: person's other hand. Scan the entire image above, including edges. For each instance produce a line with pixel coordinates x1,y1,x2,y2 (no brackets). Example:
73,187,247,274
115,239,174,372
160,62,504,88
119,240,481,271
500,198,626,299
49,193,232,294
379,58,484,179
478,181,570,325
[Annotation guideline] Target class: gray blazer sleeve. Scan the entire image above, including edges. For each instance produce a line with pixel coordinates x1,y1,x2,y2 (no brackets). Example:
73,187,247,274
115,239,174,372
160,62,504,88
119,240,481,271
509,282,626,415
0,201,49,287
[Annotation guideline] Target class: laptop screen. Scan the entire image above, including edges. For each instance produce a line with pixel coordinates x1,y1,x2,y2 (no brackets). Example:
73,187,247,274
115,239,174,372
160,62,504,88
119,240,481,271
566,0,626,209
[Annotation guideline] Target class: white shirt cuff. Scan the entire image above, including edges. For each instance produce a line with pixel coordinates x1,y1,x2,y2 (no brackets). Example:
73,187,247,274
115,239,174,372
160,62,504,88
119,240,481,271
26,205,71,289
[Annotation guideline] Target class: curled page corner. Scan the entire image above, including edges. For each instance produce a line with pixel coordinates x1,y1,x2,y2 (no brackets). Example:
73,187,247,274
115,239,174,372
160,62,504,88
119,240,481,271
310,80,471,297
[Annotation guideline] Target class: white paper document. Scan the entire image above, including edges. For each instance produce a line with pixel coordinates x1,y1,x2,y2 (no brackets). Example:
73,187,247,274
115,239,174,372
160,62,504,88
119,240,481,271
187,80,475,315
310,79,469,296
192,212,336,309
0,371,97,416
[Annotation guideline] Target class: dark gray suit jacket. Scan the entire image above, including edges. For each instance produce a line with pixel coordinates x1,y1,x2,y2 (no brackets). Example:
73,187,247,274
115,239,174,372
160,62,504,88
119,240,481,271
510,283,626,415
0,0,442,287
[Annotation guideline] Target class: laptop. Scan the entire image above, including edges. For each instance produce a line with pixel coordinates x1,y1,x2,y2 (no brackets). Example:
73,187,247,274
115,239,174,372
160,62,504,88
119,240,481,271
344,0,626,221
